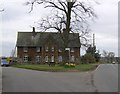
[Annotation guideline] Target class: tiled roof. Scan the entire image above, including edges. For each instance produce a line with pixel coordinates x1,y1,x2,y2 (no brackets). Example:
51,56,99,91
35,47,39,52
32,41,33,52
16,32,81,48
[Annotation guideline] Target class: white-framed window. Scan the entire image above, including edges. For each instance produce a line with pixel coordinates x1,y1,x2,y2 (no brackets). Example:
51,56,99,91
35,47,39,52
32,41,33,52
51,55,54,62
35,55,40,62
51,46,54,52
23,47,28,52
71,48,74,52
23,55,28,62
58,56,62,62
45,56,48,62
36,47,40,52
45,46,48,52
71,55,75,62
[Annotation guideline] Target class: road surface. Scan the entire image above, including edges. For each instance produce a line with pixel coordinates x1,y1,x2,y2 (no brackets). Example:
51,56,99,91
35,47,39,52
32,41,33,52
2,67,95,92
94,64,118,92
2,64,118,92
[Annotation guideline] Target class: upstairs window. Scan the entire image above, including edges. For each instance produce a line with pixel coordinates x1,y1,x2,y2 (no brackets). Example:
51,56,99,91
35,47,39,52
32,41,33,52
23,47,28,52
45,46,48,52
36,47,40,52
51,46,54,52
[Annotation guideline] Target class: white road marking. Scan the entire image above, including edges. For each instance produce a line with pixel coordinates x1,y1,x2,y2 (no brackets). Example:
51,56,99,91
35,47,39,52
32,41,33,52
94,64,101,71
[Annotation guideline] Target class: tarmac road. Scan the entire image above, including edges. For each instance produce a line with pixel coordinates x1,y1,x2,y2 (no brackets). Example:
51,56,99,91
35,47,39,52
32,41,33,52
94,64,118,92
2,67,95,92
2,64,118,92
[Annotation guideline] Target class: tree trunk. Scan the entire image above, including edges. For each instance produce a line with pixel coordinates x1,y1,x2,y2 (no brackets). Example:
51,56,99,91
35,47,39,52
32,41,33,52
62,2,72,64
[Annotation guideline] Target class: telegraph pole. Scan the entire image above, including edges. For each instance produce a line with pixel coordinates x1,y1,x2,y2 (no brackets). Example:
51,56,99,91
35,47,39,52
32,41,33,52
92,33,96,56
93,34,95,47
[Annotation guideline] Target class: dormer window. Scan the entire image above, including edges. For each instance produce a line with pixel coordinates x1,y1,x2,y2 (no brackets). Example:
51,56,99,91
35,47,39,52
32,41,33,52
45,46,48,52
36,47,40,52
23,47,28,52
51,46,54,52
71,48,74,52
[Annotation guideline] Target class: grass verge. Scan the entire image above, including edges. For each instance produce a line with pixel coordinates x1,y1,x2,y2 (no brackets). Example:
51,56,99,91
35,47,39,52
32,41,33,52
12,64,98,72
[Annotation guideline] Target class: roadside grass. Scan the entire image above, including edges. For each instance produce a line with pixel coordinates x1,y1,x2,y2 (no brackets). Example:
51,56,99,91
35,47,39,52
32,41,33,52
12,64,98,72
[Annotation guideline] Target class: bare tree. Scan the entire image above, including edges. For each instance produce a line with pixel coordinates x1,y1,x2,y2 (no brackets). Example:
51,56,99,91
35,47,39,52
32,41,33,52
108,52,115,63
102,50,108,57
26,0,97,63
102,50,115,63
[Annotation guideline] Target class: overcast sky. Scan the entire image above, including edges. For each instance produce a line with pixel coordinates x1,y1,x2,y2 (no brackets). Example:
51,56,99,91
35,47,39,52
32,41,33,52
0,0,119,57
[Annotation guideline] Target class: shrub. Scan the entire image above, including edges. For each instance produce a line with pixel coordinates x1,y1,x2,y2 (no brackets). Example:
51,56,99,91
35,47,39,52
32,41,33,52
81,53,96,64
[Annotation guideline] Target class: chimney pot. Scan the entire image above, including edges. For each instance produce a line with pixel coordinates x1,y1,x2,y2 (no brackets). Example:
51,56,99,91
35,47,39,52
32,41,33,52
32,27,36,37
33,27,35,32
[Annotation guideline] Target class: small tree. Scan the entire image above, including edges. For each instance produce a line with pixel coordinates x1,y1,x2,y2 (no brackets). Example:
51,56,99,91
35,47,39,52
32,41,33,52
81,53,96,64
86,45,101,62
108,52,115,63
94,52,101,62
116,57,120,64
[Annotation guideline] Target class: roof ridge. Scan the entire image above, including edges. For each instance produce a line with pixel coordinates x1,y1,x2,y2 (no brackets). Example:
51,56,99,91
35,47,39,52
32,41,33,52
17,32,79,34
18,31,58,33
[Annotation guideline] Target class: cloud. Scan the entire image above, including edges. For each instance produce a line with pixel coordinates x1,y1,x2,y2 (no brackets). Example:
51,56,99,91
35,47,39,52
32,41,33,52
95,33,118,54
2,1,30,22
0,0,118,57
89,2,118,56
2,41,15,57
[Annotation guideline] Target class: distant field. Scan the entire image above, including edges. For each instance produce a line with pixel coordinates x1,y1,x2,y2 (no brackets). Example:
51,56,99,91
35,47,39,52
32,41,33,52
12,64,98,72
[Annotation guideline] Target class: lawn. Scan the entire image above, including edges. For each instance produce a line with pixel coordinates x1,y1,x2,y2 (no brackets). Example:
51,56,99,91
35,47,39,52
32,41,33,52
12,64,98,72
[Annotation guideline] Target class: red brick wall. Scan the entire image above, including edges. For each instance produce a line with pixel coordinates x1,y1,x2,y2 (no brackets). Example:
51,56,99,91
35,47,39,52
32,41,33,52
17,47,80,63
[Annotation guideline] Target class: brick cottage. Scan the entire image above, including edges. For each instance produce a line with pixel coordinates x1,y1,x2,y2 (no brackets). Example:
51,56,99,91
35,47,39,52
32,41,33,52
16,28,81,64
